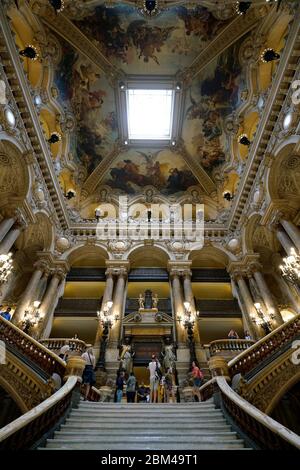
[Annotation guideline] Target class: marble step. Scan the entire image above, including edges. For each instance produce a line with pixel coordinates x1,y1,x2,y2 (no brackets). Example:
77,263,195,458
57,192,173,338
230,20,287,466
56,431,237,439
72,409,222,416
62,423,230,431
44,441,246,450
66,417,227,425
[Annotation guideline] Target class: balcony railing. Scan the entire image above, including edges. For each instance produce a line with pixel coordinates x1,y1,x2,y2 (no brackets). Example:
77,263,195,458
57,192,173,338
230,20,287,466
40,338,90,355
208,339,255,358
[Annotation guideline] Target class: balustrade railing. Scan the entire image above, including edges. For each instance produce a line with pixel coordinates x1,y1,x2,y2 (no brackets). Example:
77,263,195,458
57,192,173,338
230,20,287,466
0,317,65,377
228,314,300,377
40,338,90,355
0,376,78,450
208,339,255,357
216,376,300,450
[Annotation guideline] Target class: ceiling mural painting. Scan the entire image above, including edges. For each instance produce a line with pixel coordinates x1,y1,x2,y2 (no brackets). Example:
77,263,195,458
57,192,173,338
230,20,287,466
54,39,118,180
182,37,247,175
74,4,228,74
101,149,199,196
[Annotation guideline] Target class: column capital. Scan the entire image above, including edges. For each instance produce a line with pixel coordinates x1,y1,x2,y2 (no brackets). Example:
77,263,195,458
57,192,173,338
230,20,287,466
34,259,50,273
167,260,192,277
106,260,130,277
52,268,67,282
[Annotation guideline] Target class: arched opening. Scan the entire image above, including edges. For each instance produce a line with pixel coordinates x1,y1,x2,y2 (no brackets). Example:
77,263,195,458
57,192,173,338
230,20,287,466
51,245,109,344
0,384,22,428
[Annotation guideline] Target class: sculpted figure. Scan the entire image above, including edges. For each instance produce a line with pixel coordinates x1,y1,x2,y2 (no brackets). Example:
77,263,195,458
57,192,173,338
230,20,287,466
138,293,145,309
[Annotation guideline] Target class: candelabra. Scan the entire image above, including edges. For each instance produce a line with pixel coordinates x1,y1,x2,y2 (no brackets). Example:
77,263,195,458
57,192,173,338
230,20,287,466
252,302,275,335
96,301,116,369
280,248,300,286
22,301,43,334
0,252,13,284
178,302,200,365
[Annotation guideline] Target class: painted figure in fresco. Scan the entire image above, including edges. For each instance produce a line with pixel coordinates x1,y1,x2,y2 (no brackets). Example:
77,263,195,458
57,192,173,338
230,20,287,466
176,6,223,40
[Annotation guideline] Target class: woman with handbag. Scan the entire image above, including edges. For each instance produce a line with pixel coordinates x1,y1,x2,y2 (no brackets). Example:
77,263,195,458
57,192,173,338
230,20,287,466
81,348,96,401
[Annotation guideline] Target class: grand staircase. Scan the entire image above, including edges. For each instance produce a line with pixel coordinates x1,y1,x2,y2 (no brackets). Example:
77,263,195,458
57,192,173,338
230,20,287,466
41,401,249,450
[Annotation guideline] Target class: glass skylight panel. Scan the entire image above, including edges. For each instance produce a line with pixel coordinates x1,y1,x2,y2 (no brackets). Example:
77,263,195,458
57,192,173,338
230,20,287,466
127,89,173,140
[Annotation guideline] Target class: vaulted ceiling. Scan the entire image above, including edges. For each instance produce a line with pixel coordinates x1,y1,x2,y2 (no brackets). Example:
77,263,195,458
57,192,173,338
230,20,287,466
8,0,293,222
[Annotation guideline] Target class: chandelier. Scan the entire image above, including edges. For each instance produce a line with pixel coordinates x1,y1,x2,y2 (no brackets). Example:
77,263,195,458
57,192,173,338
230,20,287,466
252,302,275,335
0,253,13,284
280,248,300,286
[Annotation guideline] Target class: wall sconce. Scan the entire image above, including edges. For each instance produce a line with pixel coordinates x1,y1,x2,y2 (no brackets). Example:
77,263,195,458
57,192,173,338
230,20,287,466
260,48,280,63
22,300,43,332
97,301,116,328
0,252,13,284
252,302,274,335
48,132,62,144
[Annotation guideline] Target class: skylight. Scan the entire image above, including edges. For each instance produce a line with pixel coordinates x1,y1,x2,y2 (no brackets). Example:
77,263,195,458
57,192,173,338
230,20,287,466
127,89,174,140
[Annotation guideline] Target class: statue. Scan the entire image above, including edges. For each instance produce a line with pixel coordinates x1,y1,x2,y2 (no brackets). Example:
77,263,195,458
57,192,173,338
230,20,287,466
138,293,144,309
153,293,159,309
119,338,134,375
162,338,176,371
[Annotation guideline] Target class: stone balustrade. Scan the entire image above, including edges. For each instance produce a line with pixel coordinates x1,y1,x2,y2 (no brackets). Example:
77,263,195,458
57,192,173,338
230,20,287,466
39,338,90,356
208,339,255,359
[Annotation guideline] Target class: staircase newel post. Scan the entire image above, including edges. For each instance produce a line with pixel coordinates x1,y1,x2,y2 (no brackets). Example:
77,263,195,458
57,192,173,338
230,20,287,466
208,356,230,408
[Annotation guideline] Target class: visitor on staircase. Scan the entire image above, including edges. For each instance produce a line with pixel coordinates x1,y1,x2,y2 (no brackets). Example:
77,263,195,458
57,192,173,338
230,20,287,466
126,372,137,403
116,371,126,403
81,348,96,401
0,306,12,321
191,361,203,402
228,329,239,339
148,354,161,403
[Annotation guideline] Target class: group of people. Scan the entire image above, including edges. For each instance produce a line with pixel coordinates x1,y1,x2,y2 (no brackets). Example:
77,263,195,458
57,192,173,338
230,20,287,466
228,329,252,340
0,305,12,321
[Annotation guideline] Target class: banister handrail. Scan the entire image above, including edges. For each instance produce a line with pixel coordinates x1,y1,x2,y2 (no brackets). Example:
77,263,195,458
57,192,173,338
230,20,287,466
0,317,66,376
0,376,78,445
209,339,255,354
216,376,300,450
40,338,90,352
228,314,300,376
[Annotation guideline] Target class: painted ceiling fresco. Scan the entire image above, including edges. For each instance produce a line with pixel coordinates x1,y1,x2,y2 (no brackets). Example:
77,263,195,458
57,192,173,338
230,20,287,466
54,40,118,179
75,4,228,75
101,149,198,196
182,38,246,174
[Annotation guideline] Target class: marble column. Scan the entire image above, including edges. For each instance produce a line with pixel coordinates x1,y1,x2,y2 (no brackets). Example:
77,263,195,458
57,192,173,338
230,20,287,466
42,277,65,340
12,261,47,326
252,269,283,326
0,217,15,243
38,270,65,338
183,269,200,344
94,268,115,347
235,273,260,339
273,272,300,314
276,228,295,255
0,225,22,255
171,271,186,345
280,219,300,252
231,279,252,333
109,268,127,346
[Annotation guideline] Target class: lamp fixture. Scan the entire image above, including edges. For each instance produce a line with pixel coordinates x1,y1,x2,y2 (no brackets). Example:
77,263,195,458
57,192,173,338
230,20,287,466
48,0,65,13
19,45,39,61
48,132,62,144
260,48,280,63
22,300,43,333
238,133,251,146
235,2,252,15
252,302,274,335
95,208,102,221
280,248,300,286
0,252,13,284
97,301,116,328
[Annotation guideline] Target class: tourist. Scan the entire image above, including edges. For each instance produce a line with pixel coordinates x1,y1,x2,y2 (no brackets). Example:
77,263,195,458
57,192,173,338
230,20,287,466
137,382,148,403
0,306,12,321
228,329,239,339
126,372,137,403
165,367,176,403
58,344,70,361
148,354,160,403
191,361,203,402
244,331,252,340
116,371,126,403
81,347,96,401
